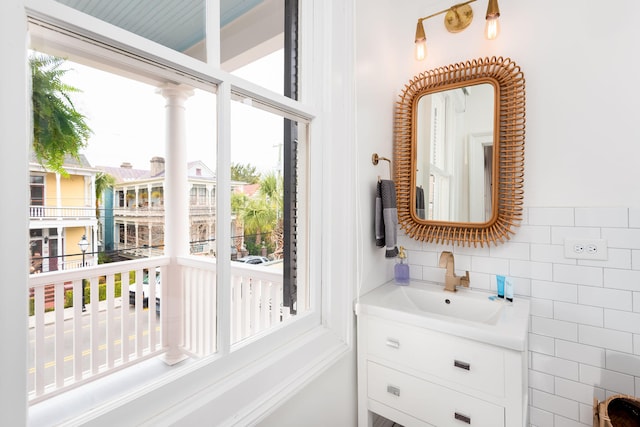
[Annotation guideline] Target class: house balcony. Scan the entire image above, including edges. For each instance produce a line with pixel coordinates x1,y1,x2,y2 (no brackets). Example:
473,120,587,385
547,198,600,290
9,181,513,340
29,205,95,221
27,256,288,403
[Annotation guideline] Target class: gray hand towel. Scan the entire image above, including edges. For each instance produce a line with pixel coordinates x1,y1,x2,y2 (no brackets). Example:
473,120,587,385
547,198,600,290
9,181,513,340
375,180,399,258
416,186,425,219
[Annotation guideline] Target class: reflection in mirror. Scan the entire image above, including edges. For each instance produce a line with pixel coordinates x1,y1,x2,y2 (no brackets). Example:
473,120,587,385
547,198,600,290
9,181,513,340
415,83,495,223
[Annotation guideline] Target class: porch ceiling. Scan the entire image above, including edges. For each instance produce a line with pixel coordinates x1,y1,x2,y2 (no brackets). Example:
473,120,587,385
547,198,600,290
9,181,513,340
54,0,265,52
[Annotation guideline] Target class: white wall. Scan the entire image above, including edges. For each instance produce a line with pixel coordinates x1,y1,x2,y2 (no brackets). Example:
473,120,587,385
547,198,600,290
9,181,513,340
259,354,357,427
352,1,640,426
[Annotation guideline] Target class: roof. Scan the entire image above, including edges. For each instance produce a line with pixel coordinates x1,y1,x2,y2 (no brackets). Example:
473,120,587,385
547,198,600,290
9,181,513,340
94,165,149,184
95,158,217,184
29,151,94,169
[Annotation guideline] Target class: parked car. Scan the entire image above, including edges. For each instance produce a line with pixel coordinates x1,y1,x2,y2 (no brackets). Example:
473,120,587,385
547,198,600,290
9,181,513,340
129,269,161,315
234,255,269,265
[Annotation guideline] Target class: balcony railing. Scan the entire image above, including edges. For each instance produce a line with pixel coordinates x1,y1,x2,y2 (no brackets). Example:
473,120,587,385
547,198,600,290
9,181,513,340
113,206,165,218
29,205,95,220
27,256,288,402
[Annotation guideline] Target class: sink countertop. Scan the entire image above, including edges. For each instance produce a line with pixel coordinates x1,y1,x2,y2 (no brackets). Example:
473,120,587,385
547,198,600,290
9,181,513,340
355,280,530,352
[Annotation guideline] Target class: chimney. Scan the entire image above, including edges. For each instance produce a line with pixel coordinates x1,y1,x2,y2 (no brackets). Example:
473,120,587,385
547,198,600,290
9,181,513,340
120,162,132,169
150,156,165,176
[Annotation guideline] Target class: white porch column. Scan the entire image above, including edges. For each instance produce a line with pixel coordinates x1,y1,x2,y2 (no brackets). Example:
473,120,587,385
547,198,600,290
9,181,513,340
90,174,95,206
158,83,194,365
56,173,62,219
58,226,64,270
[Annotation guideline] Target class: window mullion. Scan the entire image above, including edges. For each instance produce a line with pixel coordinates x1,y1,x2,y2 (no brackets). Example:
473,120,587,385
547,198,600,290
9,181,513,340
205,0,220,66
216,80,232,355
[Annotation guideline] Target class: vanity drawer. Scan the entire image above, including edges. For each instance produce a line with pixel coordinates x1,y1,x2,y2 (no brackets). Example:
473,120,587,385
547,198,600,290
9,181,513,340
368,362,504,427
366,317,505,397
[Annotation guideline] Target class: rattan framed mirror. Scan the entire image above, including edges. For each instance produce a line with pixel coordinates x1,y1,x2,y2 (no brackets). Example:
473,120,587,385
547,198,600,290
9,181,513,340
394,56,525,246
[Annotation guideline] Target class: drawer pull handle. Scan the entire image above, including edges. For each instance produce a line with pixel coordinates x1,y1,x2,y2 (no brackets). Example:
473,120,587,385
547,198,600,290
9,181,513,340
454,360,470,371
454,412,471,424
386,385,400,397
386,339,400,349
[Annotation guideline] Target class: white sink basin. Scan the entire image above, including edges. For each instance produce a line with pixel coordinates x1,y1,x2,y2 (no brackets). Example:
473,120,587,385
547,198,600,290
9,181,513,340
387,285,504,324
356,280,530,351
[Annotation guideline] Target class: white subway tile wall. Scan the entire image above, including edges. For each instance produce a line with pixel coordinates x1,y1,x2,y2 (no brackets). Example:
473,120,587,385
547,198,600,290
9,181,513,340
396,207,640,426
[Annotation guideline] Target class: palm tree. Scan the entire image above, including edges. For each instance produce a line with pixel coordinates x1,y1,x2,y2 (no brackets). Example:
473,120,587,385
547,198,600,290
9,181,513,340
258,172,283,214
241,197,276,247
234,173,283,254
259,172,284,258
30,53,92,175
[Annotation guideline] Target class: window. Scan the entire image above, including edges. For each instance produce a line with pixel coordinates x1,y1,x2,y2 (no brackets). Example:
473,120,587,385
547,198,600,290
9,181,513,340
28,0,309,392
190,185,207,205
30,175,44,206
11,1,352,425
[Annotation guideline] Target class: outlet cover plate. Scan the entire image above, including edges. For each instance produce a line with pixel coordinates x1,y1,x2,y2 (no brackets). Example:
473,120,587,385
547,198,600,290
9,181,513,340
564,238,608,260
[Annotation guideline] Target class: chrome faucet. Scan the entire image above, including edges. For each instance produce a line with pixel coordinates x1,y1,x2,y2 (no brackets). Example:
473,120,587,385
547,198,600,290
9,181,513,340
439,251,470,292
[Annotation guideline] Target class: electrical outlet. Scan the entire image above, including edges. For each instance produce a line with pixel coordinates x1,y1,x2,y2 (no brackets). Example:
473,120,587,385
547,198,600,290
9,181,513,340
564,239,608,260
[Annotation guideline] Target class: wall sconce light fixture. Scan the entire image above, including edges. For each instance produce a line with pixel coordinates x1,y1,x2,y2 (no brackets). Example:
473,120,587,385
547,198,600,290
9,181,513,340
414,0,501,61
484,0,501,40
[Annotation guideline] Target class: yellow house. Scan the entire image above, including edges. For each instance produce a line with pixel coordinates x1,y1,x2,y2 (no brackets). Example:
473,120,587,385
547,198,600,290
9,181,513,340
29,152,98,272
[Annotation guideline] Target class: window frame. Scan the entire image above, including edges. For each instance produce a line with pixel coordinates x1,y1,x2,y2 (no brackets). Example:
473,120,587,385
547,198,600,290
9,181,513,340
16,0,354,425
30,174,45,206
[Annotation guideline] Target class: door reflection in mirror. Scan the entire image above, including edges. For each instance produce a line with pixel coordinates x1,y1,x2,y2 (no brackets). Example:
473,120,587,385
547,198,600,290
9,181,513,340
415,83,495,223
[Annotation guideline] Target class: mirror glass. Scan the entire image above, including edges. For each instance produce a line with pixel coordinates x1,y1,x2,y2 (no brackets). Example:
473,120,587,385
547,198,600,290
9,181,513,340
414,83,495,222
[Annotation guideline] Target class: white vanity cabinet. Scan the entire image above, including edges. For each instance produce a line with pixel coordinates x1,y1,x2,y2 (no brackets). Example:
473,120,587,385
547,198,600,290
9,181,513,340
355,282,530,427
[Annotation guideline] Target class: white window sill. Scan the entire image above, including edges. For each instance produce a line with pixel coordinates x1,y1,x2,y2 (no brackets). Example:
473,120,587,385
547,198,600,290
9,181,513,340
29,325,350,426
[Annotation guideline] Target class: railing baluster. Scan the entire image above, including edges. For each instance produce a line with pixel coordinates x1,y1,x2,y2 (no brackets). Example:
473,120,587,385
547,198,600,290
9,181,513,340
54,283,65,388
90,276,99,374
134,269,144,358
251,279,261,335
208,269,217,354
34,285,46,396
106,274,115,368
241,276,251,338
73,278,83,382
197,268,205,356
272,281,283,325
148,268,157,353
231,275,242,343
121,270,130,363
183,267,192,352
262,281,269,330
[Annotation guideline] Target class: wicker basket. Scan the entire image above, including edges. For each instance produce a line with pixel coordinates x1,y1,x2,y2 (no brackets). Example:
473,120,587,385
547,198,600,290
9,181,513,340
593,395,640,427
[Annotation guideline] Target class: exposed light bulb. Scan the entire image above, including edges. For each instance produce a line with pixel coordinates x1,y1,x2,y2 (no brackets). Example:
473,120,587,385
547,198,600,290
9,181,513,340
415,40,427,61
485,0,501,40
414,20,427,61
485,16,500,40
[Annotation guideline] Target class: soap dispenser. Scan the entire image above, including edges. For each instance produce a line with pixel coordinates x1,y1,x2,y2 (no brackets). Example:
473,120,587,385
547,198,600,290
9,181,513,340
394,246,410,285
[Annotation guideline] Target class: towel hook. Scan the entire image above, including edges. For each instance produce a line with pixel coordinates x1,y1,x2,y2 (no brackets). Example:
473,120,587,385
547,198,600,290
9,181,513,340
372,153,392,181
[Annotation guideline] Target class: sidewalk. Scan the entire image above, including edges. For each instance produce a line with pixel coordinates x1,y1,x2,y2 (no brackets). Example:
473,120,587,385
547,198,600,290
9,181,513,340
29,297,124,329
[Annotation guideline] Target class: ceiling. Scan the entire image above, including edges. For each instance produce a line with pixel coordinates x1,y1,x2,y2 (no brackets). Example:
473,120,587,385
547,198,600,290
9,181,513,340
54,0,265,52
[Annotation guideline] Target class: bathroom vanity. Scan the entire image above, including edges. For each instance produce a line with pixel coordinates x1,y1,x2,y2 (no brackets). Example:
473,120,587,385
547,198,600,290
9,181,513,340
355,281,530,426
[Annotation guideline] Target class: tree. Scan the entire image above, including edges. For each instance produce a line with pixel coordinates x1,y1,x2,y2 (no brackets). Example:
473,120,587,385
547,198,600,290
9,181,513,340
259,172,284,258
231,163,260,184
236,172,283,255
30,53,92,175
95,171,116,218
241,197,276,247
